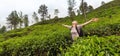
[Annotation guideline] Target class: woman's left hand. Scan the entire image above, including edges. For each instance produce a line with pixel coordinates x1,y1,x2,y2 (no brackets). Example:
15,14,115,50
91,18,99,22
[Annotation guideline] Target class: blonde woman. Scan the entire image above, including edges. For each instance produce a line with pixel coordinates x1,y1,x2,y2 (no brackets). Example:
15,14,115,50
62,18,98,40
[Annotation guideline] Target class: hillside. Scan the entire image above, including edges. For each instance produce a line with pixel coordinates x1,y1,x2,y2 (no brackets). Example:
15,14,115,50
0,0,120,56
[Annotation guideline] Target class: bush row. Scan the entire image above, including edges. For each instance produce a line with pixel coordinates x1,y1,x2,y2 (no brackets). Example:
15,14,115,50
62,36,120,56
0,25,72,56
84,23,120,36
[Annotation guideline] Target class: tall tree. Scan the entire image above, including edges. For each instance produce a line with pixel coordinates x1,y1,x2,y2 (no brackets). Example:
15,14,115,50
32,12,39,23
7,11,19,29
80,0,84,14
23,15,29,27
38,4,48,21
83,2,88,12
88,5,94,12
54,9,59,19
18,11,23,28
68,0,76,20
80,1,88,20
54,9,59,16
0,26,6,34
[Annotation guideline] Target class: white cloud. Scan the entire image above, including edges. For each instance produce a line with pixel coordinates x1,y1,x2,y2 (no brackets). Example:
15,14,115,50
0,0,112,27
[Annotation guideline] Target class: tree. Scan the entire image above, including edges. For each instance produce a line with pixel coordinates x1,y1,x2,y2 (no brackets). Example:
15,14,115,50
80,1,88,20
80,0,84,15
38,4,48,21
88,5,94,12
77,9,81,16
54,9,59,19
7,11,19,29
101,1,105,5
18,11,23,28
32,12,39,23
0,26,6,33
54,9,59,16
68,0,76,20
23,15,29,27
83,2,88,12
71,11,76,17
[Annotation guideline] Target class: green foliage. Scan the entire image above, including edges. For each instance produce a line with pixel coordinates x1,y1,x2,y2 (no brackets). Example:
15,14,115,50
7,10,20,29
23,14,29,27
54,9,59,16
18,11,24,28
62,36,120,56
3,28,30,39
68,0,76,20
32,12,39,23
0,24,72,56
0,26,6,34
88,5,94,12
84,23,120,36
0,0,120,56
38,4,48,21
0,34,4,42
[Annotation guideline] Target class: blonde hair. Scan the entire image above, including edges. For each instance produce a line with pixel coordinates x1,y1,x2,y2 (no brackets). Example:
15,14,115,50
72,21,78,24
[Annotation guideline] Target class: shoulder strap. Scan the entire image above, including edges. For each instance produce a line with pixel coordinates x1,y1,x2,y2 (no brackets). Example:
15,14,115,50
70,26,73,30
71,26,82,36
75,26,80,36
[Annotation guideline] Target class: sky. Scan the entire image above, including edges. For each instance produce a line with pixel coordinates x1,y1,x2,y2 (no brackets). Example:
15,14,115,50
0,0,112,27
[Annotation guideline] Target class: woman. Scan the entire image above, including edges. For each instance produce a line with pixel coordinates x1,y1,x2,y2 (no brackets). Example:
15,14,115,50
62,18,98,40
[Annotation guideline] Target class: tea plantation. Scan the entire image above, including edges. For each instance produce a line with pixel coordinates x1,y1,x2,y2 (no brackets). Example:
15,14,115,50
0,0,120,56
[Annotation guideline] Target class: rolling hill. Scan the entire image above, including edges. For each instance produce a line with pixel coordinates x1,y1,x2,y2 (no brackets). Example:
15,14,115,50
0,0,120,56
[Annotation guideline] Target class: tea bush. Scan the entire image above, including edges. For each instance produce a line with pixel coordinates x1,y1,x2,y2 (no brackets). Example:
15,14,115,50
0,0,120,56
62,36,120,56
84,23,120,36
0,24,72,56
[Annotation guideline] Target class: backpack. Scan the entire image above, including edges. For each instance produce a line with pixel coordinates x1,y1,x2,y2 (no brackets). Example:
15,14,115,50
71,26,83,37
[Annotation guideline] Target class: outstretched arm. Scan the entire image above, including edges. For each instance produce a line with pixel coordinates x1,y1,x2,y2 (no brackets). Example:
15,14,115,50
62,24,71,29
80,18,99,27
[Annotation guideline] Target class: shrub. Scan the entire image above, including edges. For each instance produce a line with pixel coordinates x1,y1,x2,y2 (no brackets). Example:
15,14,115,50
0,25,72,56
84,23,120,36
62,36,120,56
